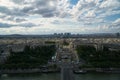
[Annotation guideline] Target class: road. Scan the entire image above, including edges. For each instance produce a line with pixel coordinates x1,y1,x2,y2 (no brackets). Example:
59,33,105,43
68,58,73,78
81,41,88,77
61,62,75,80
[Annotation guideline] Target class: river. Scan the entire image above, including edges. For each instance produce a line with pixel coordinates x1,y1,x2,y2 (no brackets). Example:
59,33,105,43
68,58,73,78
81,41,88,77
0,73,120,80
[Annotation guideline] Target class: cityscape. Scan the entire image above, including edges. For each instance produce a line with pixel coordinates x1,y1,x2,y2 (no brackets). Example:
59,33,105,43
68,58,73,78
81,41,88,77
0,33,120,80
0,0,120,80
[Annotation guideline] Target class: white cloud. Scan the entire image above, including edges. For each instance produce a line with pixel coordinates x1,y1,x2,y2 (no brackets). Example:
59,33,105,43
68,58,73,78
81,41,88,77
0,0,120,34
99,0,120,8
0,17,17,24
0,0,20,9
85,0,94,3
113,18,120,24
85,10,96,18
112,18,120,27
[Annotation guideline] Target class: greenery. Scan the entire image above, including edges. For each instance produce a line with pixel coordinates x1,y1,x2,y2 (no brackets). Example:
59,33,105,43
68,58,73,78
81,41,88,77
0,45,56,69
63,40,69,46
76,45,120,68
45,41,56,44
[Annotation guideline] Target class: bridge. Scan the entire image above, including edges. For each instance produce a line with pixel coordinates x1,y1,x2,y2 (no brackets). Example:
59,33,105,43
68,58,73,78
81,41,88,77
61,62,75,80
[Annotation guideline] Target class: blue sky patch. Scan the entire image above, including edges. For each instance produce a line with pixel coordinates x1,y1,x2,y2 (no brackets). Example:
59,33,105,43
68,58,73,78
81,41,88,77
105,14,120,21
69,0,79,5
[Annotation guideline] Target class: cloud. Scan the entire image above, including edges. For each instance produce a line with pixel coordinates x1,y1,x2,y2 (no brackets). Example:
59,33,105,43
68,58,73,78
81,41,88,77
0,0,19,8
14,18,26,22
0,22,14,28
11,0,25,4
0,21,37,28
112,18,120,27
85,10,96,18
3,16,26,22
0,0,120,34
19,0,58,17
0,6,27,17
114,18,120,24
99,0,120,8
19,23,38,27
0,6,10,14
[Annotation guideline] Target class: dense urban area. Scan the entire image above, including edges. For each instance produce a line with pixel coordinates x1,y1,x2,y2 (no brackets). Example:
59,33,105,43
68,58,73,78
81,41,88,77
0,33,120,76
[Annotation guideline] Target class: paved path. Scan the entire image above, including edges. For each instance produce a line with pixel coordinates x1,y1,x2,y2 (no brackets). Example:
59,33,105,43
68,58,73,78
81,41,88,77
61,62,75,80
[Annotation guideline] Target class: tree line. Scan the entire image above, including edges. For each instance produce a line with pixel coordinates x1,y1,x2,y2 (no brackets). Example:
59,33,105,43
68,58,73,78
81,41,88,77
76,45,120,68
0,45,56,69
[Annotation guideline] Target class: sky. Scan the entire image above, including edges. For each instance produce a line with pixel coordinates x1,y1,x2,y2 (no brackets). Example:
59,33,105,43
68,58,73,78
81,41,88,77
0,0,120,35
